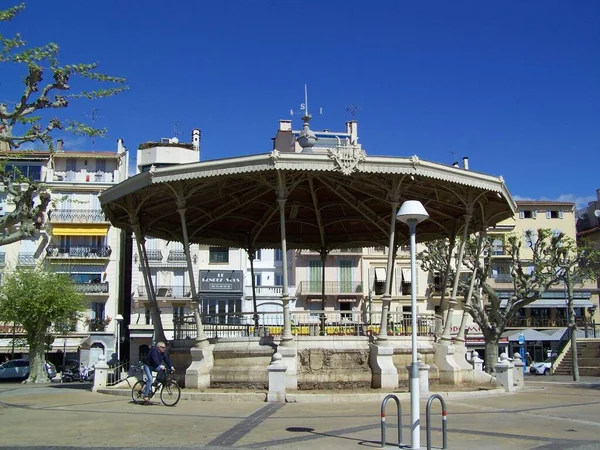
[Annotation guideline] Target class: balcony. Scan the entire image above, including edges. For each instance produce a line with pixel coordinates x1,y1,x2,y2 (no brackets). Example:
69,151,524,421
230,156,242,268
244,285,283,298
49,209,107,223
53,170,115,183
364,246,411,256
17,252,36,266
137,285,192,299
297,281,363,295
75,281,109,294
491,273,513,284
167,250,186,262
46,245,112,259
134,249,163,264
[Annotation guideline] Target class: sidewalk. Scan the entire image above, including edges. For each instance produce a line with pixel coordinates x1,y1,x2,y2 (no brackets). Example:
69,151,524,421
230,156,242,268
0,379,599,449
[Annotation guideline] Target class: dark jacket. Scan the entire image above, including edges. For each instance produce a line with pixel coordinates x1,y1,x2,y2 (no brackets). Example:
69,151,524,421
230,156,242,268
144,346,173,371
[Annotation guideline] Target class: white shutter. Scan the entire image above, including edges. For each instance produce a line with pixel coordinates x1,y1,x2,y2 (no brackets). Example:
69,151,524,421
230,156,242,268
559,211,563,219
532,210,537,219
546,211,551,219
519,211,525,219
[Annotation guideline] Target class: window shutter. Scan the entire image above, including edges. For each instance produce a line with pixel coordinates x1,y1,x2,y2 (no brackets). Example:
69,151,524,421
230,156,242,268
559,211,563,219
519,211,524,219
532,210,537,219
546,211,551,219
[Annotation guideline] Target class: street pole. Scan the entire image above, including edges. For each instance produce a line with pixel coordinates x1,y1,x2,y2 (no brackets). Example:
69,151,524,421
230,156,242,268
396,200,429,450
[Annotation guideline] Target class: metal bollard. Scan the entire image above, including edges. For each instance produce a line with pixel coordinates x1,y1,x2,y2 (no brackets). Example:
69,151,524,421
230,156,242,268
380,394,403,448
426,393,448,450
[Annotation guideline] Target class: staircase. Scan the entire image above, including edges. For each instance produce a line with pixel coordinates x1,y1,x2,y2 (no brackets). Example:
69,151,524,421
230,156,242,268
553,339,600,376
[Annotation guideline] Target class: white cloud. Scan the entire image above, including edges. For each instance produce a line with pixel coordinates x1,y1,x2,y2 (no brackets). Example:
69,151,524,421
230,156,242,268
513,193,596,209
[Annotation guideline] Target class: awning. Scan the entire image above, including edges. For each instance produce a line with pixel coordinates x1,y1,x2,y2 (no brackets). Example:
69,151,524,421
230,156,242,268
51,224,109,236
401,267,412,284
500,298,594,309
338,298,357,303
502,328,567,342
374,267,386,282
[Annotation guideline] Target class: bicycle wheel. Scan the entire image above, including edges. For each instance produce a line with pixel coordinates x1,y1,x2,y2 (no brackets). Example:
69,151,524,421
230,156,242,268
131,380,146,404
160,380,181,407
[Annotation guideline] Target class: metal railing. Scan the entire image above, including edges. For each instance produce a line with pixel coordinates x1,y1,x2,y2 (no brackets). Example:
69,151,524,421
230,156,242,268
75,282,109,294
491,274,513,283
506,318,596,329
46,245,112,258
17,252,36,265
167,250,186,262
173,311,438,339
49,209,107,223
297,281,363,295
137,285,192,298
106,360,130,387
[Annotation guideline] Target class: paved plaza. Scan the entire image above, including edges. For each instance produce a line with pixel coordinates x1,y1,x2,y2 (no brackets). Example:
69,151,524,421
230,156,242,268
0,377,599,450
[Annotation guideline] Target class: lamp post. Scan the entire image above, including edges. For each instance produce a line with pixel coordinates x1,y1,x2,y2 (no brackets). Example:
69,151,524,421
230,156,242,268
115,314,124,364
396,200,429,450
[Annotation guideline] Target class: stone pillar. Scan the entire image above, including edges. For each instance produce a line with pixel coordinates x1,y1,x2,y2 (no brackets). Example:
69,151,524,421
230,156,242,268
369,343,398,389
185,344,214,389
471,350,484,372
92,355,108,392
277,345,297,390
433,340,462,385
267,353,287,403
494,352,515,392
417,353,430,397
512,352,525,389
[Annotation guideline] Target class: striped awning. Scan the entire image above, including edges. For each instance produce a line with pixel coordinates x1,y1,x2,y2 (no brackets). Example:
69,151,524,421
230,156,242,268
51,224,109,236
500,298,594,309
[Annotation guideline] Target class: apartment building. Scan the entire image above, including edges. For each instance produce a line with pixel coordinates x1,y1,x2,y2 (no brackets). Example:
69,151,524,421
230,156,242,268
0,140,129,367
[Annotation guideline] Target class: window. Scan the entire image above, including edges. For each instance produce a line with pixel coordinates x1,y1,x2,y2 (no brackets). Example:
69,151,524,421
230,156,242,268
91,302,105,320
66,158,77,172
307,298,322,317
339,260,353,292
209,247,229,263
254,273,262,286
252,249,262,260
172,305,185,318
201,298,242,324
519,210,536,219
96,159,106,172
308,259,322,292
4,163,42,181
547,210,563,219
373,267,386,295
274,249,282,261
275,273,283,286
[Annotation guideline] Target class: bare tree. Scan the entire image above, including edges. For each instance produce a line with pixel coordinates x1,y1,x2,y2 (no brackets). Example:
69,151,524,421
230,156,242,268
419,229,590,374
0,2,127,246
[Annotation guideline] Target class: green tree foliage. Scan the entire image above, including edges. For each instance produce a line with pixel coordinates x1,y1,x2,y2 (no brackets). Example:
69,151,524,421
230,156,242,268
0,2,127,246
419,229,600,374
0,266,84,383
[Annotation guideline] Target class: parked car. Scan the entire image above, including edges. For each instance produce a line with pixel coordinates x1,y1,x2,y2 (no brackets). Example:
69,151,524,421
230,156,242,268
0,359,57,381
530,359,552,375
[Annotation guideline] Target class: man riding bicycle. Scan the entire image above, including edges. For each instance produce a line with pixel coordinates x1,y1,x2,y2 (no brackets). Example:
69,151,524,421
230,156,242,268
143,341,175,402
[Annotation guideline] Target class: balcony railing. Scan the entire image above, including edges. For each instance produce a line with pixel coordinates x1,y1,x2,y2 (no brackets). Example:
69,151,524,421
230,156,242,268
491,274,513,283
49,209,107,223
297,281,363,295
506,317,592,329
167,250,186,262
173,311,437,339
17,252,36,266
46,245,112,258
75,282,109,294
54,170,115,183
137,285,192,298
244,285,283,297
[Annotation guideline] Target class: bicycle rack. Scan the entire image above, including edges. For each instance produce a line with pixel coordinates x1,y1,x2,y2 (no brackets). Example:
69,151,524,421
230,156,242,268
425,394,448,450
380,394,403,448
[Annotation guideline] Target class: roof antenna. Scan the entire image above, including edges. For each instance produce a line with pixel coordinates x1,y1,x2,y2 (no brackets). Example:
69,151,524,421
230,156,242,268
85,108,103,150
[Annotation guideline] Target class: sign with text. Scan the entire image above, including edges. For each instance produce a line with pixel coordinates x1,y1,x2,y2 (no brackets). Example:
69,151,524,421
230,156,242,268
199,270,243,293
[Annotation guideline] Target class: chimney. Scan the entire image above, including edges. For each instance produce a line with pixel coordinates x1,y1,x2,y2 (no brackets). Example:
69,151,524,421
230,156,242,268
345,120,358,144
192,129,201,151
279,120,292,132
452,161,459,168
57,139,63,151
463,156,469,170
117,138,125,153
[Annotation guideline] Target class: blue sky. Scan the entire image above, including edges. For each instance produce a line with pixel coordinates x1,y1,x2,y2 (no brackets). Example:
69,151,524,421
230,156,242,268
2,1,599,207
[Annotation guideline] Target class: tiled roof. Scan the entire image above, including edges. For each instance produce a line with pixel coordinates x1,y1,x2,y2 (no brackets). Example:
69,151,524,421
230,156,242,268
516,200,575,207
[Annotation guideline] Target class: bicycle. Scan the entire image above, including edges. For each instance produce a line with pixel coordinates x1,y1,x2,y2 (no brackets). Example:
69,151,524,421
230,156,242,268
131,363,181,407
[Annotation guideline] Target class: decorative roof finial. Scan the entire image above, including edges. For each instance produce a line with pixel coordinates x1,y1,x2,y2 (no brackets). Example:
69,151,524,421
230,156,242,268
296,84,317,150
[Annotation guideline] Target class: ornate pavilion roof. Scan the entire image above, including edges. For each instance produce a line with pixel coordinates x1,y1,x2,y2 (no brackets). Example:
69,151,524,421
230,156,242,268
100,150,516,251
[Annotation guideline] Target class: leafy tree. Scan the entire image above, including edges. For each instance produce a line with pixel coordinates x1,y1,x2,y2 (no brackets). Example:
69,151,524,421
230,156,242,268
0,2,127,246
418,229,594,374
560,239,600,381
0,266,84,383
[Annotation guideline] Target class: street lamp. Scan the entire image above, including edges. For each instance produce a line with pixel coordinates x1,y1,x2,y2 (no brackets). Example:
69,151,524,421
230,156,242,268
115,314,124,364
396,200,429,450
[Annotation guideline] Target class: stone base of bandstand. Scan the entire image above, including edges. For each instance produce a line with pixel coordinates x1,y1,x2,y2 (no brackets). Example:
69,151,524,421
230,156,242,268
184,344,215,389
433,340,463,384
452,341,475,382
